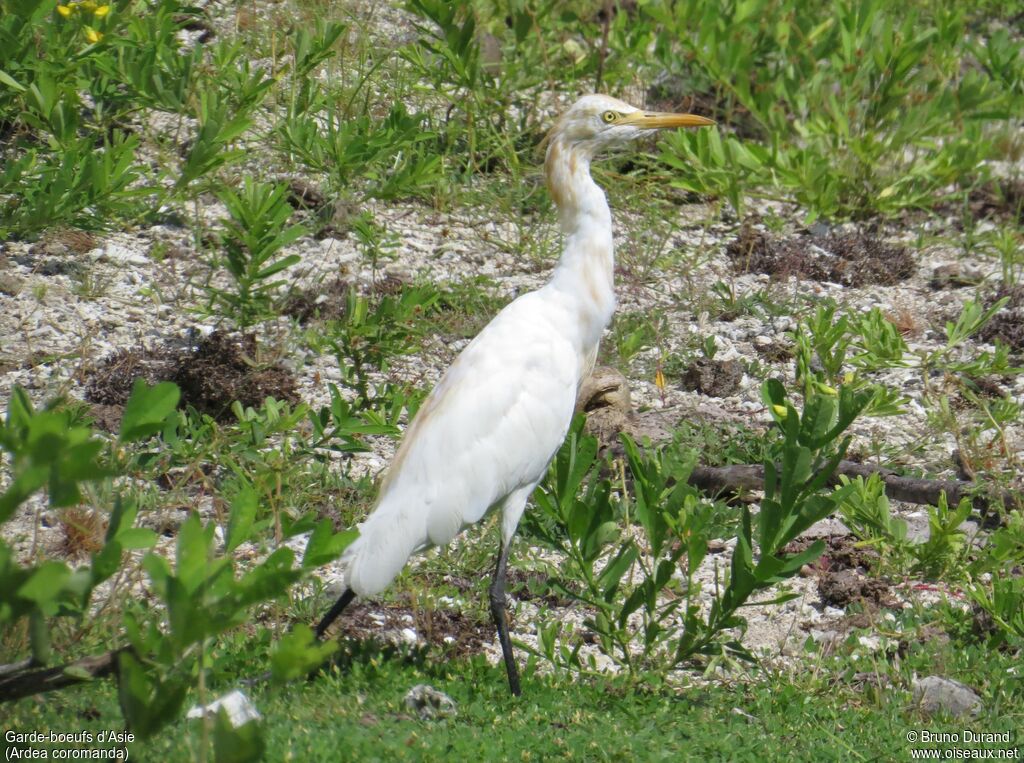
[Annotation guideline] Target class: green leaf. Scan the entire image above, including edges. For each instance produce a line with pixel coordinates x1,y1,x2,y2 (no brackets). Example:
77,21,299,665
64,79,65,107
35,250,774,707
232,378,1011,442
597,544,638,601
302,521,357,569
0,69,25,92
226,488,258,551
116,528,158,550
270,623,337,682
117,652,189,739
214,707,265,763
120,380,181,442
17,561,71,609
62,665,94,681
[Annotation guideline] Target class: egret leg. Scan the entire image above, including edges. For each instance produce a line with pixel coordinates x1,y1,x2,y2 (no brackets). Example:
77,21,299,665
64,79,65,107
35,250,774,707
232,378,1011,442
489,540,521,696
315,588,356,640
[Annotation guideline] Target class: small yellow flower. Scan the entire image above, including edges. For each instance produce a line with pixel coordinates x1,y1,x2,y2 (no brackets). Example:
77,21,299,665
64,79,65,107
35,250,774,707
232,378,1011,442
771,404,789,420
93,4,110,16
83,25,103,43
654,368,666,392
56,4,73,16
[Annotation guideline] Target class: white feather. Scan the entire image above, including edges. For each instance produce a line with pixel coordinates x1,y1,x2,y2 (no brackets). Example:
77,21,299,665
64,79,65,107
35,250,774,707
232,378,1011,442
338,94,712,599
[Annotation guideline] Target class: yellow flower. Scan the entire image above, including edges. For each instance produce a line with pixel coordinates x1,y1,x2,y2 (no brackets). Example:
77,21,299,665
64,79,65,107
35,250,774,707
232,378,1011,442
56,4,73,16
93,4,110,16
83,25,103,43
654,368,666,392
771,404,788,420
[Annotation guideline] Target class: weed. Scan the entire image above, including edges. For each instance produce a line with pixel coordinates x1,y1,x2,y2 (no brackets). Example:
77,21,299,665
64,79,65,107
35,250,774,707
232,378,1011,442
205,179,306,329
652,0,1015,221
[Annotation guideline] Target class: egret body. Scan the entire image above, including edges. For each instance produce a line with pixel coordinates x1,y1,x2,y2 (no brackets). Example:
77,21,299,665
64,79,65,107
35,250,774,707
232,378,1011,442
315,95,713,695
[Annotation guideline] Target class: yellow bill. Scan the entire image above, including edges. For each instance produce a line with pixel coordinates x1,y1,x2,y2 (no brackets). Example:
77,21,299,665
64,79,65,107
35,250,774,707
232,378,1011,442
622,111,715,129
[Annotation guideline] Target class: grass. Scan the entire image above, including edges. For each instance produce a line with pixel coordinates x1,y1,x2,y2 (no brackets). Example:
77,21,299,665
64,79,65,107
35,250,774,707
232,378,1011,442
3,636,1021,762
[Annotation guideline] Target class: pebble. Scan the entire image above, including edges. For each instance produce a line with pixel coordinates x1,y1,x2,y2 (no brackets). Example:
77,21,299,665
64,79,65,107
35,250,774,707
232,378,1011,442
403,684,457,720
912,676,982,718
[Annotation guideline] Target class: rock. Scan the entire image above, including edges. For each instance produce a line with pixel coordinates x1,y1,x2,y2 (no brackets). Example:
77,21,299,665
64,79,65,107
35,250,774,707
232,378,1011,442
404,684,457,720
911,676,982,718
575,367,634,444
577,366,632,415
930,263,984,289
99,242,150,267
186,689,261,727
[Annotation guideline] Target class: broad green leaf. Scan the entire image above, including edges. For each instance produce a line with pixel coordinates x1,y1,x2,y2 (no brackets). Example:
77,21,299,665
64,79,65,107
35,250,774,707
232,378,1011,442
270,623,337,683
116,528,158,550
226,488,258,552
17,561,71,608
120,380,180,442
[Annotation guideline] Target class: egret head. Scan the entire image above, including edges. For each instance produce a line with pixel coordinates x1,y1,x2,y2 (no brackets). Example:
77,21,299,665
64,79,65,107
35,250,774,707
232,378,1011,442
547,94,714,158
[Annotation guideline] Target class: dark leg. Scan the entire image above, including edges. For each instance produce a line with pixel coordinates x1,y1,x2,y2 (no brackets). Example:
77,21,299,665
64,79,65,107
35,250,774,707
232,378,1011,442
489,541,521,696
315,588,356,640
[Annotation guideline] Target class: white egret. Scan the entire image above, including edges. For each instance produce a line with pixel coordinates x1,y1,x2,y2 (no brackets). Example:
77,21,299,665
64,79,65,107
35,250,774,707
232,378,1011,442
314,94,714,695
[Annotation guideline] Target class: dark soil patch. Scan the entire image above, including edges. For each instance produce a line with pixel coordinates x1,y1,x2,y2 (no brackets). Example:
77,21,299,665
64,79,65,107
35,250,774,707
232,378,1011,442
679,358,743,397
966,177,1024,224
87,402,126,434
506,569,579,608
726,225,915,287
85,347,175,405
331,600,493,658
285,178,328,211
171,332,298,419
817,569,894,608
978,285,1024,351
754,340,794,363
85,331,298,421
282,277,350,324
783,534,878,574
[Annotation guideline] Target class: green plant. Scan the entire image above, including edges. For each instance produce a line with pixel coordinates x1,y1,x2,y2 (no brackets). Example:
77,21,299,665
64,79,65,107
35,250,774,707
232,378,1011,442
317,285,440,405
0,381,176,668
835,472,973,579
0,0,204,237
176,91,255,192
528,378,872,676
205,178,306,328
351,211,399,286
0,132,146,238
608,311,665,366
277,99,443,201
650,0,1015,220
0,381,358,756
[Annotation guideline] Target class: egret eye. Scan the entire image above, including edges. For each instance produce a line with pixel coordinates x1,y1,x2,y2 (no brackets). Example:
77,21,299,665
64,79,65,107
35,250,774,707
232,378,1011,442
601,110,617,124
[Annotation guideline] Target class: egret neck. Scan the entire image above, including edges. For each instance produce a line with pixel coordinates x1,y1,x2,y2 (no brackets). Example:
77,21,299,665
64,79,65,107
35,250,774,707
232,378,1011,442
544,133,617,359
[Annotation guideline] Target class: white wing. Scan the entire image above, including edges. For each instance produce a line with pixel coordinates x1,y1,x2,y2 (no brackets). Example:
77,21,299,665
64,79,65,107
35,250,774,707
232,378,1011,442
342,285,588,596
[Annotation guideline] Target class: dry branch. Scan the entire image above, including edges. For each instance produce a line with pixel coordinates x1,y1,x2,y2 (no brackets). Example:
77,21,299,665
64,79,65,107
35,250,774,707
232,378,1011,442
688,460,1020,518
0,650,120,703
